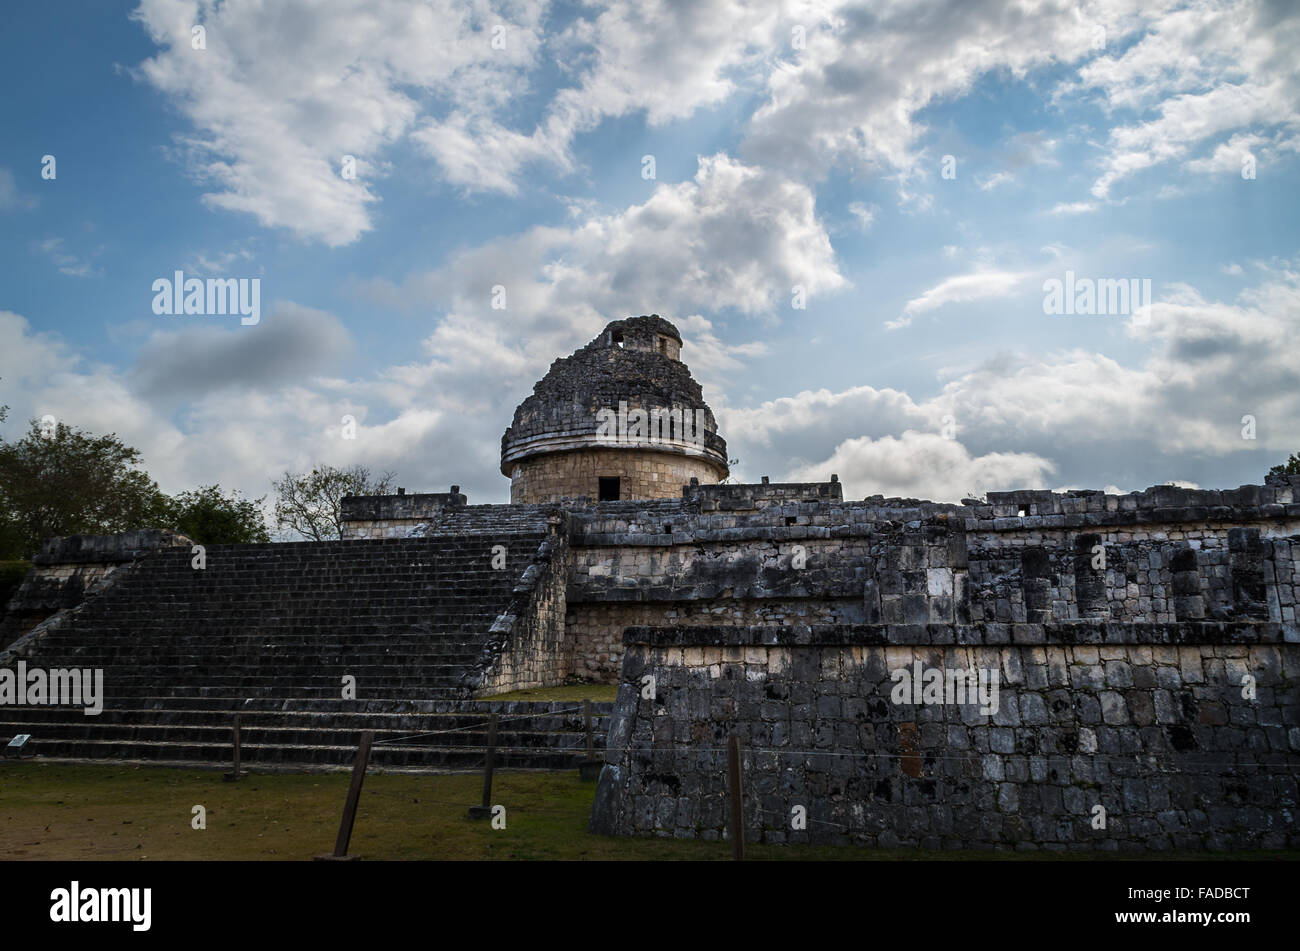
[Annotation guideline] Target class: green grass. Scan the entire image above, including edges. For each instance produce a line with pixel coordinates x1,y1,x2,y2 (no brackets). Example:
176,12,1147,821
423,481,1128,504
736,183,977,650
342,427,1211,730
486,684,618,702
0,763,1293,861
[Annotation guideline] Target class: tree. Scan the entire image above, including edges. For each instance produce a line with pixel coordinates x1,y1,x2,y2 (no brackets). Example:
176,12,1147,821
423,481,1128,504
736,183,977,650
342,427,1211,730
165,484,270,545
1269,453,1300,478
272,464,396,541
0,397,17,558
0,419,168,558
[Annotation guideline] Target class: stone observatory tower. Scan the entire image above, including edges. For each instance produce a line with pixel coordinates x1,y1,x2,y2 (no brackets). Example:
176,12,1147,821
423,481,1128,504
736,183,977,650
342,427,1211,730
501,315,729,502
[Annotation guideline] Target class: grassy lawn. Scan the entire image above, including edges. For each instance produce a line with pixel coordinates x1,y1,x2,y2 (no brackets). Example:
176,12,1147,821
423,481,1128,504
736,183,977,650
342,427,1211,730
0,762,1294,861
486,684,618,702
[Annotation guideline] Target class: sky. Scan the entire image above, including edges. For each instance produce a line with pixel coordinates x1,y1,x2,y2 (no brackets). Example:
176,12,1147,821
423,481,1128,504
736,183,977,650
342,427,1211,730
1,0,1297,511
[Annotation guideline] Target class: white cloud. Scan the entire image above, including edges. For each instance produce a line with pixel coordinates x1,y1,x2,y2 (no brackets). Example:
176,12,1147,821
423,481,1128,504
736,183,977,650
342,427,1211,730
786,431,1055,502
977,171,1014,191
741,0,1154,183
847,201,877,231
887,270,1025,330
1073,0,1300,197
0,167,37,212
725,261,1300,500
367,153,846,324
1049,201,1099,215
34,238,101,278
130,0,546,245
5,258,1297,514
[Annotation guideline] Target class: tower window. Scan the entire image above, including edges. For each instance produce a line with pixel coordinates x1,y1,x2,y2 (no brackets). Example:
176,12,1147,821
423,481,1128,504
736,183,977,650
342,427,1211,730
598,477,621,501
610,331,624,348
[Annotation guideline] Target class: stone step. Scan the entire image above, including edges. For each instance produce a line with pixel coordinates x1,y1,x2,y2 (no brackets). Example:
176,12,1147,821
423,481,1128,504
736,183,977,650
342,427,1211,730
0,697,611,771
0,526,566,768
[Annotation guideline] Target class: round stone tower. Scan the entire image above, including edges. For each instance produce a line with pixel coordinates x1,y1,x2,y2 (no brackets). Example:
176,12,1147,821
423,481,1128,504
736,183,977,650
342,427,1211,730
501,315,729,503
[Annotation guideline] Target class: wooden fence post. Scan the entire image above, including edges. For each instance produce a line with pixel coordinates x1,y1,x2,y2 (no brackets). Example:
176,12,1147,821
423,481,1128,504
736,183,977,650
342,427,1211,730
579,699,602,781
315,730,373,861
468,714,499,819
223,714,241,782
727,735,745,861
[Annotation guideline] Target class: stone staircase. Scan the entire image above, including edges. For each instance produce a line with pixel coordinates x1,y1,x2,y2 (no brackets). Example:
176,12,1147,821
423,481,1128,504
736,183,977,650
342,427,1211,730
0,699,607,772
0,533,608,771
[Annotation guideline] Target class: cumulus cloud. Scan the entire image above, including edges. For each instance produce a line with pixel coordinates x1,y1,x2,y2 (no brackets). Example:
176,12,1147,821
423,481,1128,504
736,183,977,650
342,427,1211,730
786,431,1055,502
725,261,1300,499
1071,0,1300,197
741,0,1142,182
416,0,799,191
125,0,1299,241
366,152,845,345
130,0,546,244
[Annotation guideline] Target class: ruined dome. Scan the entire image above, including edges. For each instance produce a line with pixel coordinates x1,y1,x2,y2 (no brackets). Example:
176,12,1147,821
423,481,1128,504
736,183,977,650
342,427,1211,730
501,315,729,503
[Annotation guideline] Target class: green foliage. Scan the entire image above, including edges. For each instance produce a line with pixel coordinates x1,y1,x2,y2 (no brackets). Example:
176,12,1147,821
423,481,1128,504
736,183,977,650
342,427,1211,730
1269,453,1300,477
0,559,32,609
0,419,168,559
0,411,271,553
164,484,270,545
272,464,395,541
0,512,25,561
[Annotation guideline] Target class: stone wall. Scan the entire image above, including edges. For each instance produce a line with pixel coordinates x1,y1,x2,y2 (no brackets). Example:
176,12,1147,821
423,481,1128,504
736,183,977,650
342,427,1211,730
340,488,466,539
565,479,1300,684
565,598,863,682
590,623,1299,851
465,521,573,696
508,448,721,504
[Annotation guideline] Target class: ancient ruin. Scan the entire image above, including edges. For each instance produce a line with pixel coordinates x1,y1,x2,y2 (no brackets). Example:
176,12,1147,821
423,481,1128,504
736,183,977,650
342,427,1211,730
1,315,1296,851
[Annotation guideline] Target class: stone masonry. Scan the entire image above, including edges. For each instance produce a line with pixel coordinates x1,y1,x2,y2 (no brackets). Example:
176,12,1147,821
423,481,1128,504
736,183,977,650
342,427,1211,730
499,316,729,503
589,623,1296,851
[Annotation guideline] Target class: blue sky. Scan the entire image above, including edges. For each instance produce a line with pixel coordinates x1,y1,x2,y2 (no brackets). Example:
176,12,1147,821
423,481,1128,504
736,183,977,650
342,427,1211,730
1,0,1297,509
